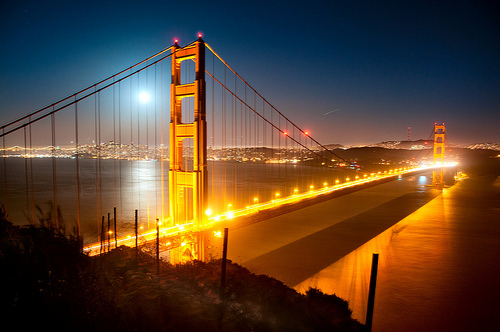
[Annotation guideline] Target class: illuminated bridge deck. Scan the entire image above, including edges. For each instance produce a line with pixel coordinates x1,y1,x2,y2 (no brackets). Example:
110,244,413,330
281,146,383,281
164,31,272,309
83,164,455,256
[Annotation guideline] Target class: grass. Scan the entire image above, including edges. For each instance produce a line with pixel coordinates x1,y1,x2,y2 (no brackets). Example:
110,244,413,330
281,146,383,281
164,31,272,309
0,209,363,331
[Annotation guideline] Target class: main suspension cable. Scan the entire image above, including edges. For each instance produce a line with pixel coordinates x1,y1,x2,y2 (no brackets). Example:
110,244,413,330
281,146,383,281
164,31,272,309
205,43,348,164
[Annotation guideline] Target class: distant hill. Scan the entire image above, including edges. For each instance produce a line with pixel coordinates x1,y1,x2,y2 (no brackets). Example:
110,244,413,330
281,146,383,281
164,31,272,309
368,140,433,149
324,143,344,149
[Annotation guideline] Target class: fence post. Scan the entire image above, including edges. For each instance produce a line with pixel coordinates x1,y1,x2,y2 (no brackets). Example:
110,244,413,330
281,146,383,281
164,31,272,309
107,212,110,251
366,253,379,331
156,218,160,275
114,207,117,249
135,209,138,258
100,216,104,254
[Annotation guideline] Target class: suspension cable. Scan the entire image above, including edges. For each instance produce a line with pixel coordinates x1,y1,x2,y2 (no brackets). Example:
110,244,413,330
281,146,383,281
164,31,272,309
411,128,435,161
206,70,344,169
205,43,348,164
0,41,200,138
0,45,177,131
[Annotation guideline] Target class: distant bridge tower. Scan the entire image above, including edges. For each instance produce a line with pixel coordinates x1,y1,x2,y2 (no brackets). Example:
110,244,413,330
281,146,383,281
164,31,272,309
169,37,208,260
432,123,445,188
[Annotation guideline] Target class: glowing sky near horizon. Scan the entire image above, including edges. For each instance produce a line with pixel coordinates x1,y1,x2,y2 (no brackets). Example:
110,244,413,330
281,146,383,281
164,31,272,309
0,0,498,145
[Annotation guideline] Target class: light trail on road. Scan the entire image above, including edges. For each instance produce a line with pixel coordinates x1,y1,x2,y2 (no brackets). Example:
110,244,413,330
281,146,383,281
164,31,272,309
83,163,456,256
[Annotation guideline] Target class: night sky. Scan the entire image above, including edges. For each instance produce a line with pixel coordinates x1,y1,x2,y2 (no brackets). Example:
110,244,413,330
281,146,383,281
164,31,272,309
1,0,499,146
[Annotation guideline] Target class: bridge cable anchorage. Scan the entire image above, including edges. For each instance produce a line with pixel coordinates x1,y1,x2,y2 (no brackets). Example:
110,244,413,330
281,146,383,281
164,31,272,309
205,43,352,167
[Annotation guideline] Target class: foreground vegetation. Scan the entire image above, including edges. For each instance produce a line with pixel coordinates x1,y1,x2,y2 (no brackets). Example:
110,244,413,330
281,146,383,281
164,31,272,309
0,212,363,332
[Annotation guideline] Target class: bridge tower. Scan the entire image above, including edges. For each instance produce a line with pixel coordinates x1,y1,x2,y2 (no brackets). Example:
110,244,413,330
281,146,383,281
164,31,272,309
169,37,208,260
432,123,445,188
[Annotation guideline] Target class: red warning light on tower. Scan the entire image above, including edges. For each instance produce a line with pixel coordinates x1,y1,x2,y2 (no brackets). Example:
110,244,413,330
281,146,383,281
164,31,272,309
174,38,179,44
198,33,203,39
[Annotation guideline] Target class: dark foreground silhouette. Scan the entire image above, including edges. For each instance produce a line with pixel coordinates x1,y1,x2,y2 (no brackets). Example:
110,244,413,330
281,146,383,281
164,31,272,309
0,214,363,332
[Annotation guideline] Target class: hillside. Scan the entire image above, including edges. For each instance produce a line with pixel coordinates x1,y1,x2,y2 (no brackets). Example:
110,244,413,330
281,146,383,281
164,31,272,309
0,213,363,332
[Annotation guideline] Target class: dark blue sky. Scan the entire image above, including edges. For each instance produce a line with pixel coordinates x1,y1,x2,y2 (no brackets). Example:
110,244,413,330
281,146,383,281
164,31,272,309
1,0,499,145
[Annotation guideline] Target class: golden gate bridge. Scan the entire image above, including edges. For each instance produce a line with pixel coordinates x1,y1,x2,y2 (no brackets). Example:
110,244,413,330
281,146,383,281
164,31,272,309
0,35,453,261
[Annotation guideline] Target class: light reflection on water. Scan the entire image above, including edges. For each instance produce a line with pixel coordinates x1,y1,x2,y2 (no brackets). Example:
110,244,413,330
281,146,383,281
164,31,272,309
294,213,406,324
295,176,500,331
0,158,351,244
295,188,454,327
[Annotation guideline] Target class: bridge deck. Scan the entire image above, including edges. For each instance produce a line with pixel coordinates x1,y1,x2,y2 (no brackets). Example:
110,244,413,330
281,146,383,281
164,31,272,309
220,170,441,287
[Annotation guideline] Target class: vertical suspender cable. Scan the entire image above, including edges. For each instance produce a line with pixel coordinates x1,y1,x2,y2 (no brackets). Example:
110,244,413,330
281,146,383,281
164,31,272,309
136,74,140,223
243,85,247,205
222,66,226,208
29,117,35,224
185,61,189,221
233,74,236,205
98,90,103,235
51,110,58,229
2,129,7,213
263,101,267,200
130,72,134,215
113,80,117,223
145,68,150,228
160,61,164,222
254,93,257,199
154,63,158,221
24,127,29,224
95,89,99,238
279,117,282,195
119,81,123,225
286,120,289,194
211,53,215,210
75,101,81,244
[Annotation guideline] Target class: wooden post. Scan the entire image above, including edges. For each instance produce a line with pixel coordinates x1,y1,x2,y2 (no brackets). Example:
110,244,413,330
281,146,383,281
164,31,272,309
156,218,160,275
114,207,117,249
135,209,138,258
100,216,104,254
107,212,110,251
366,253,379,331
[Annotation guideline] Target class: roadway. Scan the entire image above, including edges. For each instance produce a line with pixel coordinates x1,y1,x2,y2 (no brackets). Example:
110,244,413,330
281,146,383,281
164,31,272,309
216,171,440,287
